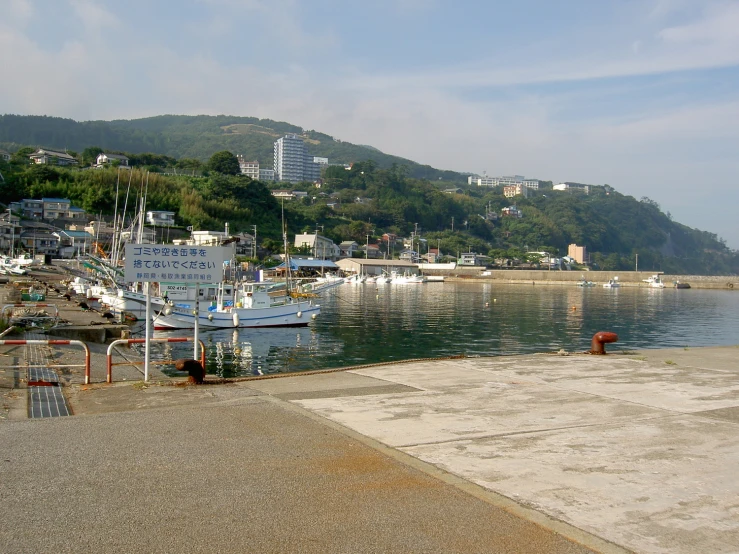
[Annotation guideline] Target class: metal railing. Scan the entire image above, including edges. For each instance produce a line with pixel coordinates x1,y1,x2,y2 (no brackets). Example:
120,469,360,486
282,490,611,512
106,337,206,383
0,339,91,384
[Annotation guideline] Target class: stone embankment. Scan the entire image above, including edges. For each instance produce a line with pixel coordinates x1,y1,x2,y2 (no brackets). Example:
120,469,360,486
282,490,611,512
422,268,738,289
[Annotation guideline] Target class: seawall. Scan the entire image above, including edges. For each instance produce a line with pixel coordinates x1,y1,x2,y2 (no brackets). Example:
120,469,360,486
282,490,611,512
420,268,738,290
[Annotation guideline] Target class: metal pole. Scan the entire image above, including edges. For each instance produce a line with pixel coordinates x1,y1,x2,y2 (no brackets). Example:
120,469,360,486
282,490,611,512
144,282,151,381
193,282,200,361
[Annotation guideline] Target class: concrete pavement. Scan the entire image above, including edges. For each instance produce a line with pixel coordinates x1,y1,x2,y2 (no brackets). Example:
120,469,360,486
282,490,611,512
2,328,739,551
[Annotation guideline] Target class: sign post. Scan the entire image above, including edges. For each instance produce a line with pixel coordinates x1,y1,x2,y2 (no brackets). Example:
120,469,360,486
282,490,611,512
124,245,227,381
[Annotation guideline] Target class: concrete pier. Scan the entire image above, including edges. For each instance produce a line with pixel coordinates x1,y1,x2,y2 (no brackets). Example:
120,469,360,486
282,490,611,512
2,342,738,553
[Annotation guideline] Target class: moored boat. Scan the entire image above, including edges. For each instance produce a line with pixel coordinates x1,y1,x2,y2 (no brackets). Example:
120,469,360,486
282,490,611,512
643,274,666,288
152,281,319,330
603,277,620,288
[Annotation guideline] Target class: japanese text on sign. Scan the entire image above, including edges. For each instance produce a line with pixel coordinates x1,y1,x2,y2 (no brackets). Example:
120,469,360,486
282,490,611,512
124,244,227,283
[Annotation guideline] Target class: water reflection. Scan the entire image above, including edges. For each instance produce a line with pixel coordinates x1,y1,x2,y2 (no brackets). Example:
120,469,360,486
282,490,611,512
136,283,739,377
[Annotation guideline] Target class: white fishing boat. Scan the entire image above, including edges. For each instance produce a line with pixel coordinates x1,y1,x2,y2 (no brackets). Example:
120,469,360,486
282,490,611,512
152,281,319,330
391,271,425,284
643,274,666,288
603,277,620,288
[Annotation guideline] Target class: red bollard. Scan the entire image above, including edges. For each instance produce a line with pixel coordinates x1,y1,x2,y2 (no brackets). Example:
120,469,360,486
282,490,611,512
590,331,618,354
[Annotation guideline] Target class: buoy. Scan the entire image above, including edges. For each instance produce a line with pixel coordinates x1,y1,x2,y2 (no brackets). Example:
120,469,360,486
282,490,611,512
493,299,496,302
208,314,214,321
296,311,302,318
485,302,490,307
232,313,240,327
572,306,577,311
311,313,317,319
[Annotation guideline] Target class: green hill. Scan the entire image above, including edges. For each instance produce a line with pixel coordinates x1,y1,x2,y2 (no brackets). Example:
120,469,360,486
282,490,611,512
0,114,467,182
0,114,736,275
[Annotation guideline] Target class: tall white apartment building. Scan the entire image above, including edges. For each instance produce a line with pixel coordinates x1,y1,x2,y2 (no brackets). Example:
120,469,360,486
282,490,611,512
273,134,324,183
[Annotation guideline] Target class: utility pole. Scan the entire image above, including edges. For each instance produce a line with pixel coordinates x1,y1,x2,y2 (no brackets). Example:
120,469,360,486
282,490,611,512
252,225,257,259
635,253,638,272
365,230,374,259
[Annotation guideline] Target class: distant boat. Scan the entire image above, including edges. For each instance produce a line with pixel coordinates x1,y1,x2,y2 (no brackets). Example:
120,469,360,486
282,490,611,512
603,277,620,288
643,274,666,289
674,280,691,289
577,276,596,287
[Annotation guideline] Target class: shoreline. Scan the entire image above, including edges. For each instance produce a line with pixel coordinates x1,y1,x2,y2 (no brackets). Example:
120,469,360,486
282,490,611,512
421,268,738,289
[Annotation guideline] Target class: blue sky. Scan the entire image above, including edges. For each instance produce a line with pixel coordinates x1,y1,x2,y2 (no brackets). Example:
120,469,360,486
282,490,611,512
2,0,739,247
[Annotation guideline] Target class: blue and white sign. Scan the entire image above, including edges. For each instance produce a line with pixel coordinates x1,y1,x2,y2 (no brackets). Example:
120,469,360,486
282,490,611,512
124,244,227,283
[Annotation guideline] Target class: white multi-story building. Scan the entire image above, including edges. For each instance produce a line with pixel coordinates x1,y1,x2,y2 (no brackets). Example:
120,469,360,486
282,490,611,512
236,156,260,179
554,183,590,194
273,134,323,184
469,175,539,190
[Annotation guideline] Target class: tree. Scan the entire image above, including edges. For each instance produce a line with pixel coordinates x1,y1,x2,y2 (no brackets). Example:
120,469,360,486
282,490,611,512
82,146,104,166
208,151,240,175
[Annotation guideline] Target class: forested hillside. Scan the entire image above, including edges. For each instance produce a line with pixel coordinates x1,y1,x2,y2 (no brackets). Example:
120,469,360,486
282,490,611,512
1,146,736,275
0,114,466,182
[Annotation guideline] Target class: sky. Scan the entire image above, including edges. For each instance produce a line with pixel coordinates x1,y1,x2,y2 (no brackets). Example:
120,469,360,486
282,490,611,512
2,0,739,247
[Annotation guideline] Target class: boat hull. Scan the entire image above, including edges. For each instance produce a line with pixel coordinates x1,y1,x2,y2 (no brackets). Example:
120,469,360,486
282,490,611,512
153,302,320,330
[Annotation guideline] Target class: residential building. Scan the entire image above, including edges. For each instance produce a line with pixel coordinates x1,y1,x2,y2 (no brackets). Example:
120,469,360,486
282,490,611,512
339,241,359,258
145,211,175,227
66,206,87,220
84,221,116,242
42,198,72,220
363,243,382,259
19,230,59,255
20,199,43,219
399,249,419,263
259,168,275,182
54,230,94,258
236,156,260,179
29,148,79,166
501,206,523,218
95,153,130,167
0,149,10,162
172,230,253,256
294,233,338,260
459,252,485,266
273,134,323,183
568,243,588,264
0,213,21,254
503,184,529,198
554,183,590,194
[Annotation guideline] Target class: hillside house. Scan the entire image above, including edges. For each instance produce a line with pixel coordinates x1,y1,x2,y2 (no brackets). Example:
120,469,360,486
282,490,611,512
145,210,175,227
29,148,79,166
96,153,130,167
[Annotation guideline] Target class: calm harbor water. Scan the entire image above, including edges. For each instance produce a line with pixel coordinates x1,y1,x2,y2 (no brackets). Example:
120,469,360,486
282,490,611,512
140,282,739,378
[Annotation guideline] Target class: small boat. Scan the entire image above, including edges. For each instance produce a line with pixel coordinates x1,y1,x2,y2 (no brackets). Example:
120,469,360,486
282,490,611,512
674,281,691,289
643,274,665,289
603,277,620,288
577,277,596,287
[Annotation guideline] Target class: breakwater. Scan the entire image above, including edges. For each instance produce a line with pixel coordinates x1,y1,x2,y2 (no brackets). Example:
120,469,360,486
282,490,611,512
421,268,738,290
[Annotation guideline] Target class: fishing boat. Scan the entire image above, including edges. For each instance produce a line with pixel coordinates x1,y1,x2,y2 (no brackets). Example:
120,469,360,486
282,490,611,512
577,276,596,287
643,274,666,288
603,277,620,288
152,281,319,330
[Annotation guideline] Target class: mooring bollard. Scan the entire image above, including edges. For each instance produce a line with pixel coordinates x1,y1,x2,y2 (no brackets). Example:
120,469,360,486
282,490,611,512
590,331,619,354
174,358,206,384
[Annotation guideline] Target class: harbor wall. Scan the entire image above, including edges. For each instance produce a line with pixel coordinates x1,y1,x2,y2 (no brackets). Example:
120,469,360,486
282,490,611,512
420,267,739,290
